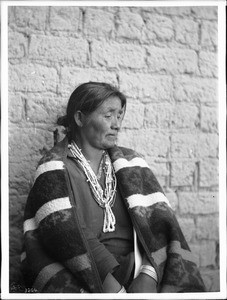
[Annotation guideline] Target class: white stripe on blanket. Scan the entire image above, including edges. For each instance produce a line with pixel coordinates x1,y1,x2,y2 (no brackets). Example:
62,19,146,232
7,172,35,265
127,192,171,209
151,240,197,266
36,197,72,224
34,161,65,181
33,262,64,292
23,197,72,233
23,218,37,233
113,157,149,172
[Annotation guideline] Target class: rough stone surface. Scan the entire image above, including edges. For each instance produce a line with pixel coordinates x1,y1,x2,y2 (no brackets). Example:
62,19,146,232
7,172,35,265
190,240,217,267
25,93,66,124
29,35,89,65
60,67,118,96
118,129,170,158
201,105,218,133
9,126,54,164
154,7,191,16
199,241,217,267
122,100,144,129
174,17,199,49
199,51,218,77
49,6,81,32
172,104,200,129
9,63,58,93
84,8,115,39
116,11,145,40
196,215,219,240
8,31,28,59
14,6,48,30
144,103,173,128
143,14,174,42
147,46,199,74
171,133,198,159
201,20,218,49
119,72,173,100
7,5,219,291
171,132,218,160
197,133,219,158
144,103,199,129
92,41,146,69
200,158,219,187
171,161,196,187
191,7,217,20
174,76,217,103
8,93,24,123
179,192,219,214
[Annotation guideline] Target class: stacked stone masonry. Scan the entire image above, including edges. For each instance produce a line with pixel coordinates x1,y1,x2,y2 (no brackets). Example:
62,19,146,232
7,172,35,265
8,5,219,292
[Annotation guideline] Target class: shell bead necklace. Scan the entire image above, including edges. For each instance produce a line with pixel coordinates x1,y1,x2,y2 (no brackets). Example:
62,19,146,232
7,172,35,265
68,140,117,233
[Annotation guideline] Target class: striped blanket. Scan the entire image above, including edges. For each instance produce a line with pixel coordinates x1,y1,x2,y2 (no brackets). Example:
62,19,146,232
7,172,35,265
22,137,205,293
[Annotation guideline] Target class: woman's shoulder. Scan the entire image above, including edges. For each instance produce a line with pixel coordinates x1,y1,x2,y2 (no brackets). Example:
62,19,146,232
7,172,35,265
118,146,143,158
38,137,68,167
109,145,144,162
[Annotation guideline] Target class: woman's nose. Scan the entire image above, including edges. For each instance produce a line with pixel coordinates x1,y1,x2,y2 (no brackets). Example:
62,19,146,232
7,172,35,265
111,116,121,130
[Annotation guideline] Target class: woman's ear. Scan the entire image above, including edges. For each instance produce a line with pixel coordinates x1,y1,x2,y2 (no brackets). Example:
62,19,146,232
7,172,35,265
74,111,85,127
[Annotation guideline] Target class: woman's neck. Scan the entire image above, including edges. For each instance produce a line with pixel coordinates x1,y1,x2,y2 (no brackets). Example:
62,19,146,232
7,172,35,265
73,135,104,175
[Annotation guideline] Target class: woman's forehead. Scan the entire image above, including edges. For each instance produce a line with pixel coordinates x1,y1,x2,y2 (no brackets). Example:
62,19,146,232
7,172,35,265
98,96,123,111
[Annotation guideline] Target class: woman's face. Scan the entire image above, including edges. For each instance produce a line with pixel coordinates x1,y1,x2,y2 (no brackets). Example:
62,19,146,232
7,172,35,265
79,96,125,150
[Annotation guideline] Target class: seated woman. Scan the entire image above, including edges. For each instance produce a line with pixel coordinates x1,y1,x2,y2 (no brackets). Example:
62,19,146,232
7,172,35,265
22,82,205,293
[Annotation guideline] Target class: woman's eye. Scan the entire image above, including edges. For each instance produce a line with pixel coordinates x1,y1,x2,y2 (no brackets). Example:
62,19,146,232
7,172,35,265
105,114,112,119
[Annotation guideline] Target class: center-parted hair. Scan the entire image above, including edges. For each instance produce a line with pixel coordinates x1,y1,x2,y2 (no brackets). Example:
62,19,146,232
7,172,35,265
57,82,127,140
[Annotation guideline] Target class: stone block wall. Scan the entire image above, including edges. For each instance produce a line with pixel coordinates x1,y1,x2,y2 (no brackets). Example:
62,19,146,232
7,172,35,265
8,5,219,291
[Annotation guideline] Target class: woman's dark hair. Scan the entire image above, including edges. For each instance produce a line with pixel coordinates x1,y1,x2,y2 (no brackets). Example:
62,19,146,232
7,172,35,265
57,82,127,140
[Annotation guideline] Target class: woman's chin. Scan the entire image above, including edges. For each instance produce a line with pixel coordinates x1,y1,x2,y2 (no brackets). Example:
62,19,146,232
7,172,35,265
101,140,117,149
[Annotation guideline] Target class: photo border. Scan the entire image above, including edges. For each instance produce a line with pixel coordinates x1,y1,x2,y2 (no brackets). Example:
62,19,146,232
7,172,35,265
1,1,226,299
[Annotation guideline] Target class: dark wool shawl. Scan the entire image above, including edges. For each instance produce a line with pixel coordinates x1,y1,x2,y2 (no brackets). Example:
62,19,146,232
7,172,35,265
22,138,205,293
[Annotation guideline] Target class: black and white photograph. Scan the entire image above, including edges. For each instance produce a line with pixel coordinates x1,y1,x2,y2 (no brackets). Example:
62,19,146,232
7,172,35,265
1,0,226,299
